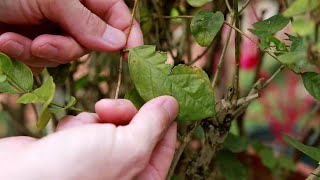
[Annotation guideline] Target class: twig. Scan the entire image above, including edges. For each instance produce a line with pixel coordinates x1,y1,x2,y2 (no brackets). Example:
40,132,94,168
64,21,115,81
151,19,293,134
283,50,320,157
115,0,139,99
239,0,252,14
166,121,201,180
223,21,259,45
306,164,320,180
264,65,285,86
233,0,241,100
212,20,234,88
188,41,214,65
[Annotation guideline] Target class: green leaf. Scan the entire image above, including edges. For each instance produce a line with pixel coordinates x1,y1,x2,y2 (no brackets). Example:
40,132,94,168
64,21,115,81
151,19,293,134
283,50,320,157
37,109,52,130
0,53,33,93
186,0,211,7
36,77,55,129
216,151,247,180
0,75,7,83
292,18,315,37
125,88,145,109
286,34,304,52
65,96,77,109
278,51,306,64
302,72,320,102
47,64,71,84
260,148,277,169
283,0,320,17
223,133,248,153
129,45,216,121
190,10,224,47
283,134,320,161
278,156,295,171
249,14,290,39
17,93,42,104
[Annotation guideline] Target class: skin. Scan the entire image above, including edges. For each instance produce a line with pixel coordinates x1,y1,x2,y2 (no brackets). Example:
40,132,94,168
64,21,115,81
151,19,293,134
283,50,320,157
0,1,177,179
0,96,179,180
0,0,143,72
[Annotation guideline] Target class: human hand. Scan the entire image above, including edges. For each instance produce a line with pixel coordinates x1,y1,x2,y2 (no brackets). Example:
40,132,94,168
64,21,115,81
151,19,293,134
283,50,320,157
0,96,178,180
0,0,143,73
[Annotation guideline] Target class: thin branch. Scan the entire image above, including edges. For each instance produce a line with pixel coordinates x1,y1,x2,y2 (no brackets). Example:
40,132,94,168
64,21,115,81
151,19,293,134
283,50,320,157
225,0,232,13
306,164,320,180
239,0,252,14
188,41,213,65
212,19,234,88
115,0,139,99
166,121,201,180
223,21,259,45
233,0,241,100
264,65,285,86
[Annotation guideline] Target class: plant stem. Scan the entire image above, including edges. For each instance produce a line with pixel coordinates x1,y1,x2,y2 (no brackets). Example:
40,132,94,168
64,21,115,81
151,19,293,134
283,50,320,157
233,0,240,100
166,121,201,180
115,0,139,99
212,19,234,88
306,164,320,180
264,65,285,86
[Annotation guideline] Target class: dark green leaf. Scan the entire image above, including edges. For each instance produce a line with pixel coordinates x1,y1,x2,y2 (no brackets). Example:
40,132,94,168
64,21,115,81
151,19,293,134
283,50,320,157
283,0,320,17
191,10,224,47
260,148,277,169
125,87,145,109
249,14,290,39
47,64,71,84
129,45,216,121
223,133,248,153
186,0,211,7
216,151,247,180
286,34,304,52
284,134,320,161
302,72,320,102
0,53,33,93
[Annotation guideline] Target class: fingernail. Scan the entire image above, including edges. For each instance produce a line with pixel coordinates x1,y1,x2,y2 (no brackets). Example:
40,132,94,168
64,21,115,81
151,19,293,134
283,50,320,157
1,40,24,57
102,26,126,47
162,97,179,120
36,44,58,59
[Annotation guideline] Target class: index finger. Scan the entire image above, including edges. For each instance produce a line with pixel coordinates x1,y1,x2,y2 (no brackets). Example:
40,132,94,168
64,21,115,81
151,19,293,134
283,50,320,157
82,0,144,49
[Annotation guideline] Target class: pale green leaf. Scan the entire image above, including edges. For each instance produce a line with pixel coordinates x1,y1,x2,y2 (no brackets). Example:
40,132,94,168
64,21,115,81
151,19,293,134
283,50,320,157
125,88,145,109
284,134,320,161
216,151,247,180
292,18,315,36
186,0,211,7
302,72,320,102
65,96,77,109
0,75,7,83
191,10,224,47
35,76,56,129
283,0,320,17
17,93,42,104
0,53,33,93
129,45,215,121
278,51,306,64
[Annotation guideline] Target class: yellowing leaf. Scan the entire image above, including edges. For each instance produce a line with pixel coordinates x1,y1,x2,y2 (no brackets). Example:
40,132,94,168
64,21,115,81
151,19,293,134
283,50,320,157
283,0,320,17
129,45,215,121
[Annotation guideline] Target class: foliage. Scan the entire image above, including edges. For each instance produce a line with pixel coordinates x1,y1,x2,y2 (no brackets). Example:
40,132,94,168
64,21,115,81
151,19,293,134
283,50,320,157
1,0,320,179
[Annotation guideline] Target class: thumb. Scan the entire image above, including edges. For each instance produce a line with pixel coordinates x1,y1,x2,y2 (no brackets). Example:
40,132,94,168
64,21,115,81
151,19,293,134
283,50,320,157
123,96,179,152
40,0,126,51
